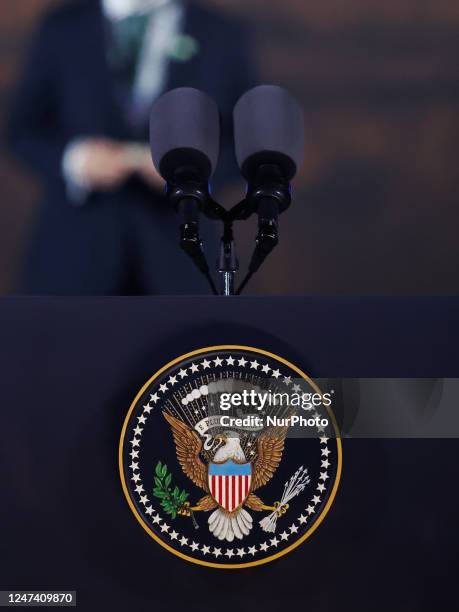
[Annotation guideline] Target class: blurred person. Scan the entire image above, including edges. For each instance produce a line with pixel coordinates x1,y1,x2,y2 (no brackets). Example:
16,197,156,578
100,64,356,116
7,0,256,294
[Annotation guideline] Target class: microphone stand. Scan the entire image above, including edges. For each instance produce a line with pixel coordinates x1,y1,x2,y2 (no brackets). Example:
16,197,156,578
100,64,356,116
168,163,291,296
217,219,238,296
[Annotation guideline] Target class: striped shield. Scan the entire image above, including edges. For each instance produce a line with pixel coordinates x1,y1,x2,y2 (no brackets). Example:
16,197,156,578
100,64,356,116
208,460,252,512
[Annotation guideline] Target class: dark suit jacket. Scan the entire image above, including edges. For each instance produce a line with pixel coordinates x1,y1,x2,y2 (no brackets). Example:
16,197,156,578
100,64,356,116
7,0,256,295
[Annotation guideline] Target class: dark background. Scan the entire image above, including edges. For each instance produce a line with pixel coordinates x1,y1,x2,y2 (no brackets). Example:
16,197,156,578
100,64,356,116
1,296,458,610
1,0,458,295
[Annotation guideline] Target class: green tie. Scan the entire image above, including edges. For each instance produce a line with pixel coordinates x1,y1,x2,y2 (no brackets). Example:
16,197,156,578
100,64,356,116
108,14,150,78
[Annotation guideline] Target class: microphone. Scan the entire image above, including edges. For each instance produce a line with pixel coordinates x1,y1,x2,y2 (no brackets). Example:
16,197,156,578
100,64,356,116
150,87,221,293
233,85,304,291
233,84,304,184
150,87,220,185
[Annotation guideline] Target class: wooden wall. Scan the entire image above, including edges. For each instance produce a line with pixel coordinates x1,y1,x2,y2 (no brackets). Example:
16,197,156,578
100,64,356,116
1,0,458,294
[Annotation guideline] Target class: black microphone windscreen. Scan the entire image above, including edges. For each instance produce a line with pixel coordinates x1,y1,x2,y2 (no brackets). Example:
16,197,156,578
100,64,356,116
233,85,304,180
150,88,220,180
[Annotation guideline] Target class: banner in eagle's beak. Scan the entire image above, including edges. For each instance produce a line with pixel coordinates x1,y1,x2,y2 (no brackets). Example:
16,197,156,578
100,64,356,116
208,460,252,512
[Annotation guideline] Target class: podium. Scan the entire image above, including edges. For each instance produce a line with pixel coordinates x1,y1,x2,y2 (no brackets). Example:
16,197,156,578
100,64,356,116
1,296,458,610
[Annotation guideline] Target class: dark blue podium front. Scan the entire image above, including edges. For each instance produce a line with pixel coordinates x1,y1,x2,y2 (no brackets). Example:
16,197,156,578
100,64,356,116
0,297,458,611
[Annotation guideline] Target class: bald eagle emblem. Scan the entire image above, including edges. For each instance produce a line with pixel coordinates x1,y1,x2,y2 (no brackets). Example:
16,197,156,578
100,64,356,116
163,412,289,542
119,346,341,567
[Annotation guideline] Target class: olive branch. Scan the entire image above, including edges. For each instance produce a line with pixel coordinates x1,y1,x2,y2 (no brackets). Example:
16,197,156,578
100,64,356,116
152,461,189,519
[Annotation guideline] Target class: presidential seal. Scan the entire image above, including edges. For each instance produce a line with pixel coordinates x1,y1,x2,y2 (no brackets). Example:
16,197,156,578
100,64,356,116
119,345,342,568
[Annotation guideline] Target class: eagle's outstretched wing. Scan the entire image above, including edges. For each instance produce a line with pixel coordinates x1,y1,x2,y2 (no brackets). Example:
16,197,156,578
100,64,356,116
251,427,289,491
163,411,208,492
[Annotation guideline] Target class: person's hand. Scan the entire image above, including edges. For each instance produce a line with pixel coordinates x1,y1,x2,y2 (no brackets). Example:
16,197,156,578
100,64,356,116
138,156,166,191
67,138,134,191
125,145,165,192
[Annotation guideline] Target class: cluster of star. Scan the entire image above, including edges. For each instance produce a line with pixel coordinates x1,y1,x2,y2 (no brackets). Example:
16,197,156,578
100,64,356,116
128,430,332,561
